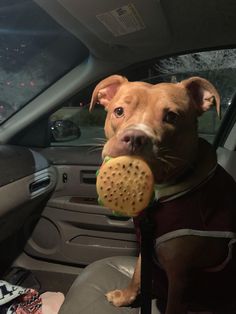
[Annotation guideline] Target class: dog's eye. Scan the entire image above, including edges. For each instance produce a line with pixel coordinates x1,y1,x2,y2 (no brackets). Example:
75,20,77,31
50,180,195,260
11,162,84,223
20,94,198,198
114,107,124,117
163,111,179,124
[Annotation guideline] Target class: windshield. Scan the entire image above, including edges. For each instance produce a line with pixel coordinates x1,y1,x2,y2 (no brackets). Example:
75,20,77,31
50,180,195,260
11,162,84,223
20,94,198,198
0,0,89,124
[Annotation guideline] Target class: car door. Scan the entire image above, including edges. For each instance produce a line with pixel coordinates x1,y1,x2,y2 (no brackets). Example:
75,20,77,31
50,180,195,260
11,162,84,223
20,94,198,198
23,101,138,267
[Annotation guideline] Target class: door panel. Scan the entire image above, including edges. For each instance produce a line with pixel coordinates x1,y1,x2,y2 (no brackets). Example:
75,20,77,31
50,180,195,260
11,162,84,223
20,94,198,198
25,147,138,266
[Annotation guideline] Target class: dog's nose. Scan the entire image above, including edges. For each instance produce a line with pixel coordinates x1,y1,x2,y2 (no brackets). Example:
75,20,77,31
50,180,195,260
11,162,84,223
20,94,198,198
120,130,148,153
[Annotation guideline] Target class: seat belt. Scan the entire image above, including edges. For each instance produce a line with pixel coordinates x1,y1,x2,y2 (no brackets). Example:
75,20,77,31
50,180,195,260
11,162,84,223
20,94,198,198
139,203,155,314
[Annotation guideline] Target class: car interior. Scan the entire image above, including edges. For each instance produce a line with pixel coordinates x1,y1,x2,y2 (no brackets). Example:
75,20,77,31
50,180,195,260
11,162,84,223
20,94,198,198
0,0,236,313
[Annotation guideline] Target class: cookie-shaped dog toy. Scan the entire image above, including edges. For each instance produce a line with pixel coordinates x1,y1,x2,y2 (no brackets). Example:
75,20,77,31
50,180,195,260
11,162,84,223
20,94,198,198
96,156,155,217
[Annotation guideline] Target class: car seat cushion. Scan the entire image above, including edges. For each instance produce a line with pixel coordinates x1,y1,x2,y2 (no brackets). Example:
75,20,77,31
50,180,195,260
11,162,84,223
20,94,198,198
59,256,160,314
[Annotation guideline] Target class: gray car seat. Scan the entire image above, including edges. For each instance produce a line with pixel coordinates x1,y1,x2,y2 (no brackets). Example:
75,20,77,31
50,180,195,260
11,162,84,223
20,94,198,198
59,256,161,314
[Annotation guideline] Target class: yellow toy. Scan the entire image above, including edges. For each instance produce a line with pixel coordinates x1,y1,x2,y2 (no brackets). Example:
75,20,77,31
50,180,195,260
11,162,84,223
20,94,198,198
96,156,155,217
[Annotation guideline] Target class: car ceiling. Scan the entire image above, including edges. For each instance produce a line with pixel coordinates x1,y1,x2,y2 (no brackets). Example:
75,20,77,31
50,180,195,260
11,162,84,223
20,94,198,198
1,0,236,144
35,0,236,63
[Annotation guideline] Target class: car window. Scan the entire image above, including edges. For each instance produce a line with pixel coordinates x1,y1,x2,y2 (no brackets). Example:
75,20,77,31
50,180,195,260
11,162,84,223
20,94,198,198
143,49,236,144
49,48,236,146
0,0,89,124
50,104,106,146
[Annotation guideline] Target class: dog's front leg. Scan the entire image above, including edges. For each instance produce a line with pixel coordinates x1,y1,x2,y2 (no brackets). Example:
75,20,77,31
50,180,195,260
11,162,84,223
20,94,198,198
158,240,190,314
164,271,188,314
106,254,141,306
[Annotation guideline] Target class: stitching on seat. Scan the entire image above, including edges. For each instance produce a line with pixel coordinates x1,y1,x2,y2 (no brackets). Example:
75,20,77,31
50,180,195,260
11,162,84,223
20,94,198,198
106,260,133,278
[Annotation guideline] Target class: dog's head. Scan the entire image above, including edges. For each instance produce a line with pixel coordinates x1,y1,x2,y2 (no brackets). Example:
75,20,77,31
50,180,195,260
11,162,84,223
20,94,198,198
90,75,220,183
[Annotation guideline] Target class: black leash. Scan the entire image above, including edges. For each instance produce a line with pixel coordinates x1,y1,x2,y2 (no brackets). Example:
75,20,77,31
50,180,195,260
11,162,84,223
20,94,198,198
139,202,155,314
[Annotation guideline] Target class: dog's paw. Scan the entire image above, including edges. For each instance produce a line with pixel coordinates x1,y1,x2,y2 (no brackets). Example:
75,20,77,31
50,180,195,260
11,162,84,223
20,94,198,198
106,289,137,307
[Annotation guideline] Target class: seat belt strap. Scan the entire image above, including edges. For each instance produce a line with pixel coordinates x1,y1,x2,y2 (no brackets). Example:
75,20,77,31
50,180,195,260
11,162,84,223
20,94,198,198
140,204,155,314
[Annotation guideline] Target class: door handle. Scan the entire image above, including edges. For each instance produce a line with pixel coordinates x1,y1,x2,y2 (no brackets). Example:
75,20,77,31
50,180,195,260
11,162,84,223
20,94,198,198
29,177,50,193
81,170,97,184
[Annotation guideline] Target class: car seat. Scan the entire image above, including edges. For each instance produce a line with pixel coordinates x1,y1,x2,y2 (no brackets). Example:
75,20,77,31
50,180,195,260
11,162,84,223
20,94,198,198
59,256,161,314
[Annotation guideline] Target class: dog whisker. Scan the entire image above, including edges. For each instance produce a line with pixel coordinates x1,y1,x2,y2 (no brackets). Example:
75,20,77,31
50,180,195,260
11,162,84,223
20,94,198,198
87,143,104,147
158,147,170,154
87,145,104,154
156,156,175,169
157,147,189,164
93,137,107,143
164,154,187,163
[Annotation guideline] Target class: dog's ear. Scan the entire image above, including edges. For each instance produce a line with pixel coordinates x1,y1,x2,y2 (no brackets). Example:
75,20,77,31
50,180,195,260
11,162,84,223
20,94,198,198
180,77,221,117
89,75,128,111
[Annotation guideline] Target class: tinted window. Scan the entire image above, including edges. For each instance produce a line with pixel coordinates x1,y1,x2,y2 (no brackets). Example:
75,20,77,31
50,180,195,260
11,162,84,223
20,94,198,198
0,0,89,123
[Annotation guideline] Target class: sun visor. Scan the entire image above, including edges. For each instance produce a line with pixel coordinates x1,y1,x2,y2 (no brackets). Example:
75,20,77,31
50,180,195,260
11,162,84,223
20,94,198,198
58,0,170,50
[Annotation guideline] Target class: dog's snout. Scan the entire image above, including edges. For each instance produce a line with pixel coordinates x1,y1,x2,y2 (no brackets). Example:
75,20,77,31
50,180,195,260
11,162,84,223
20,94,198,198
120,130,149,153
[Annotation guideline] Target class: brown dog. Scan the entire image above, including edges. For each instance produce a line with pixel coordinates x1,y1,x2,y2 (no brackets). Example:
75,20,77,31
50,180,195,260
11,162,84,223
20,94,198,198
90,75,236,314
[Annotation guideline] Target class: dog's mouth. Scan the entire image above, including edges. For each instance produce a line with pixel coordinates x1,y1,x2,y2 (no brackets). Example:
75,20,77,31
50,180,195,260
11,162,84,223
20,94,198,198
102,125,191,183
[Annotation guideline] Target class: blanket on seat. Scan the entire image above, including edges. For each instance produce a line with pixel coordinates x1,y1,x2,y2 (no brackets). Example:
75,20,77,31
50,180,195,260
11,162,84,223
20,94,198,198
0,280,64,314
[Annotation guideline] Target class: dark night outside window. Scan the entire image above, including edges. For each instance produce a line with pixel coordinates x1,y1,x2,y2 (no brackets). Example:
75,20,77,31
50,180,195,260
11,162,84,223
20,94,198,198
0,0,89,123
